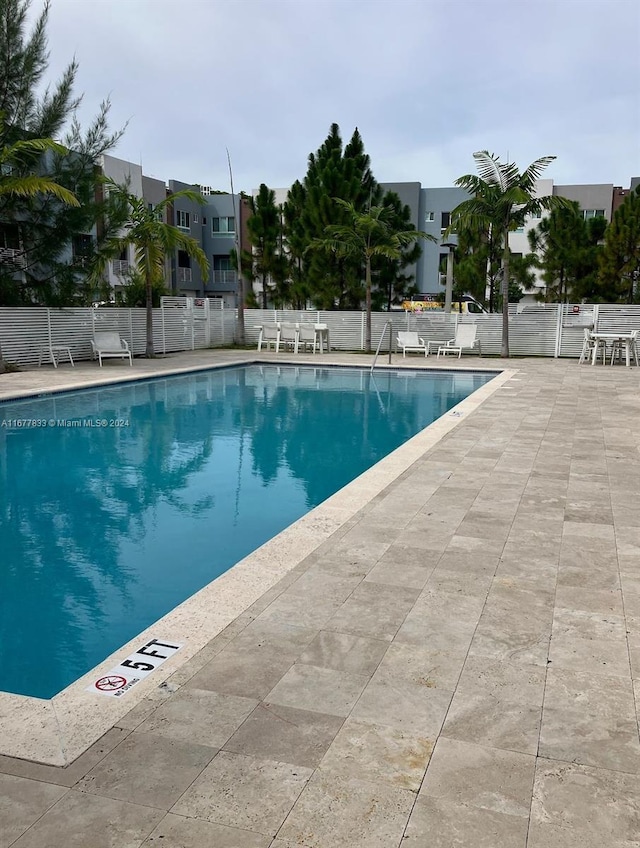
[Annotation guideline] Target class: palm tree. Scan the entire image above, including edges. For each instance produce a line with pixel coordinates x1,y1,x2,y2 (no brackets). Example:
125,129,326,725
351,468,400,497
450,151,569,357
0,129,78,371
92,180,209,357
313,198,434,351
0,134,78,204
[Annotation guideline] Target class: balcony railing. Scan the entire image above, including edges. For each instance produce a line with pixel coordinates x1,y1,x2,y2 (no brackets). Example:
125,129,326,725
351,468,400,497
0,247,25,267
112,259,130,275
177,267,192,283
212,270,237,285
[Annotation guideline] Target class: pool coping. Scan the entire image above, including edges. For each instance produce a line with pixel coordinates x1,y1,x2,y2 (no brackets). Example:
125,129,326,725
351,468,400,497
0,356,515,765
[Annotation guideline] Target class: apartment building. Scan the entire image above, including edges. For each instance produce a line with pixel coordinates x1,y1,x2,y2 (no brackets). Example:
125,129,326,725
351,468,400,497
6,147,634,306
381,177,638,302
97,159,246,306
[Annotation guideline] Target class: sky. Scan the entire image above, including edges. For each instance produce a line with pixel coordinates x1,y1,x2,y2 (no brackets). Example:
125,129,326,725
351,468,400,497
36,0,640,194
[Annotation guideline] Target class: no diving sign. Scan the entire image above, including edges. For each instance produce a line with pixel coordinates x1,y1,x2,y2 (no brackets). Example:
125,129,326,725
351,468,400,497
88,638,182,698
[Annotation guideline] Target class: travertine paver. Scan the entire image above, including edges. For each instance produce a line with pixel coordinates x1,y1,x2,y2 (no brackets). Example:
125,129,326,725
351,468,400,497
419,736,536,818
136,688,258,748
1,351,640,848
141,813,271,848
274,772,415,848
10,791,164,848
0,775,66,848
404,796,529,847
223,702,344,768
171,751,313,837
75,732,215,809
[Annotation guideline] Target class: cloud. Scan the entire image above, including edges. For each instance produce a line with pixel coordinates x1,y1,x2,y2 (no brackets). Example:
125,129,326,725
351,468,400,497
36,0,640,193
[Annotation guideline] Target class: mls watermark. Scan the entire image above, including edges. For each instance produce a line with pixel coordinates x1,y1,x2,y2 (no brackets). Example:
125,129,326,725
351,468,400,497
0,418,130,429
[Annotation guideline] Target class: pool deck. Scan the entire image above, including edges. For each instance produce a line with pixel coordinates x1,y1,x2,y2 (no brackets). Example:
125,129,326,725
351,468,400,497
1,350,639,848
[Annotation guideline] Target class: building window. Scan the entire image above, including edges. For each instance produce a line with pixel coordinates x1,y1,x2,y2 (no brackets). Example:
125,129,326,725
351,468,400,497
583,209,606,219
177,250,192,283
438,254,448,274
72,234,93,262
212,216,235,234
176,210,190,230
440,212,450,231
193,213,199,224
213,255,233,271
0,223,21,250
425,212,434,223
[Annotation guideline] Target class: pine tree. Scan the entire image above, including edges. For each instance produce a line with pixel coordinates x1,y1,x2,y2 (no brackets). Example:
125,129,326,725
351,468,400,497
447,221,498,308
0,0,125,305
281,180,310,309
292,124,381,309
527,202,606,302
371,191,424,311
598,186,640,303
313,199,430,351
246,184,280,308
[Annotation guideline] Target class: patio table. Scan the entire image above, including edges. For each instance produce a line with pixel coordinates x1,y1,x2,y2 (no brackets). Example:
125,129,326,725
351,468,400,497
590,331,636,367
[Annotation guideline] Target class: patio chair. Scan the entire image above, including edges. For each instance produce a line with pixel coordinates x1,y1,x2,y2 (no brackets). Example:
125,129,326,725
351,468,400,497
397,331,428,358
578,327,598,364
437,324,481,358
297,323,317,353
257,323,280,352
610,329,639,367
279,322,299,353
91,331,132,366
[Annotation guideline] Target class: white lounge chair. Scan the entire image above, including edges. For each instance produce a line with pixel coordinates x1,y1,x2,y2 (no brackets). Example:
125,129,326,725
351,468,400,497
257,323,280,352
397,331,428,358
437,324,481,358
279,322,299,353
297,323,317,353
91,331,132,366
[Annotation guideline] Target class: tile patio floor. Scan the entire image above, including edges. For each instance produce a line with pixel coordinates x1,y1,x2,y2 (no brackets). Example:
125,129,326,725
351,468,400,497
1,350,639,847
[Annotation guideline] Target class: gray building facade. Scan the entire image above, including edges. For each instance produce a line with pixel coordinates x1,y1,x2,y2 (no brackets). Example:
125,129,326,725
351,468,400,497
419,186,470,293
379,182,473,294
201,193,239,305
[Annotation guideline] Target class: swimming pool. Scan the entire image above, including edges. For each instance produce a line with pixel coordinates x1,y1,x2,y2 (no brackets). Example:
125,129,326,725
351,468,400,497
0,364,494,699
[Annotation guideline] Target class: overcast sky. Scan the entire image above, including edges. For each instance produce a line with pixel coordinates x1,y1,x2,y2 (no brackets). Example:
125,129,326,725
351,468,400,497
38,0,640,194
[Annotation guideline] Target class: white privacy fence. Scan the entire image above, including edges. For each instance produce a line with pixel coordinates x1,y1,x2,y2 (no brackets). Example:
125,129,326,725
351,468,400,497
0,298,237,367
242,303,640,358
0,300,639,366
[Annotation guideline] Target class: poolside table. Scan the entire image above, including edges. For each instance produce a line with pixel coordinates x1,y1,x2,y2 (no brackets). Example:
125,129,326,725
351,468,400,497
297,323,330,353
38,344,74,368
590,331,637,366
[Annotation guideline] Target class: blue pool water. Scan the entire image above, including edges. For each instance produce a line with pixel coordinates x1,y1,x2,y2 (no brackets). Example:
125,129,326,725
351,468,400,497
0,365,493,698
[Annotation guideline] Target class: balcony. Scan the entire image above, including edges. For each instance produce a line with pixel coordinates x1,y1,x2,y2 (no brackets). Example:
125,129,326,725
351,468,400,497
177,267,192,283
0,247,25,267
212,270,237,286
112,259,130,275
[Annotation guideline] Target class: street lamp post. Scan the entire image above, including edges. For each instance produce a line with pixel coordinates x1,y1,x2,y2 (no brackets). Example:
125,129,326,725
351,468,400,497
441,235,458,314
